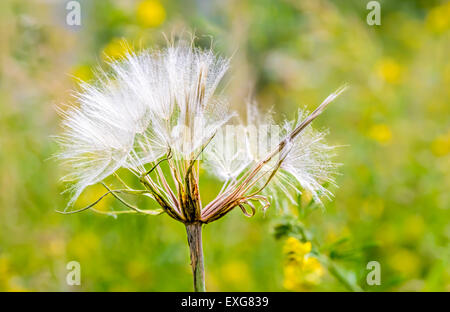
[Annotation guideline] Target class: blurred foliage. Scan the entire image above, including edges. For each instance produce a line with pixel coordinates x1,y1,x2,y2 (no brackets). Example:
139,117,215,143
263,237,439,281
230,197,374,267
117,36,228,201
0,0,449,291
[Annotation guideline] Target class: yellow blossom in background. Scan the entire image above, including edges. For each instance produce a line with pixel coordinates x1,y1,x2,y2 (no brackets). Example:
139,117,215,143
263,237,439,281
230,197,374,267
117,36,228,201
206,272,220,292
0,258,29,291
431,130,450,157
101,38,134,61
221,260,251,288
69,232,100,259
283,237,311,262
403,214,425,242
283,263,301,290
426,2,450,33
388,249,421,277
0,257,10,288
70,64,93,82
283,257,324,291
282,237,324,291
368,123,392,144
136,0,166,28
376,58,402,84
301,256,325,285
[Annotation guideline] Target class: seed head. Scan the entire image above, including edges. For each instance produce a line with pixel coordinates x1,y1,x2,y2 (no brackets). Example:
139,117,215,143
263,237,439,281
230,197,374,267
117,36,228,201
56,39,346,221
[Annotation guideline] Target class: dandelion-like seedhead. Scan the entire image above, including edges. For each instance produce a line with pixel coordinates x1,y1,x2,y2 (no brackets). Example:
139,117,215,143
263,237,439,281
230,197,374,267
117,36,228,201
56,39,346,223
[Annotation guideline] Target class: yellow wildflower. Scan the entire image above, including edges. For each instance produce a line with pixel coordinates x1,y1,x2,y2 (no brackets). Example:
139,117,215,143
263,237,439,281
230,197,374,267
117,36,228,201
101,38,133,61
136,0,166,28
388,249,421,277
283,263,302,290
368,123,392,144
221,260,251,287
431,131,450,157
0,257,10,282
69,232,100,259
302,256,325,285
376,58,402,84
282,237,324,290
403,214,425,241
70,64,93,82
426,2,450,33
283,237,311,263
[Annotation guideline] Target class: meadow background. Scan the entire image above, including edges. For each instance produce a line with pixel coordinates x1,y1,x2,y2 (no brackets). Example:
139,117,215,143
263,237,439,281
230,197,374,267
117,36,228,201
0,0,449,291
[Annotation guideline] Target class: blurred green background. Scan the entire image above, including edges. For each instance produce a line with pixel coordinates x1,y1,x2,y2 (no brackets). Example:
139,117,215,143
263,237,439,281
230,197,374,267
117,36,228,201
0,0,449,291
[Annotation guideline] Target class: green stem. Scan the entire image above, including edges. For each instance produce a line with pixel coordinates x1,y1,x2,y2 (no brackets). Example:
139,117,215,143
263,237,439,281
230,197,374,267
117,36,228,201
185,223,206,292
327,261,363,292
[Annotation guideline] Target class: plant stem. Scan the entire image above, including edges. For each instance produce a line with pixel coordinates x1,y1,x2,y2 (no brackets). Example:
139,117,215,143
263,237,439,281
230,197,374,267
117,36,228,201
185,223,206,292
326,261,363,292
